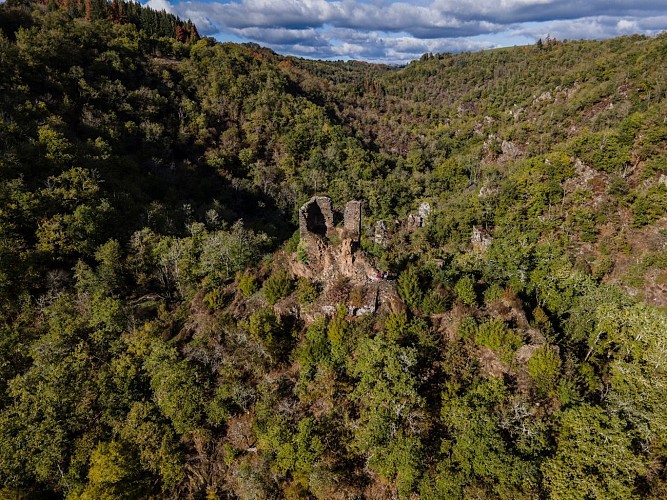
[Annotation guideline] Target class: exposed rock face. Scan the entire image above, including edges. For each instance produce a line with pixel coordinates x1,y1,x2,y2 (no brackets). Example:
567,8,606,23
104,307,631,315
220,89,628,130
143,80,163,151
406,213,422,232
293,227,377,285
479,185,499,198
300,280,404,323
501,140,522,160
406,201,431,232
343,200,362,242
471,226,493,252
534,90,552,103
299,196,335,239
374,220,389,247
418,201,431,221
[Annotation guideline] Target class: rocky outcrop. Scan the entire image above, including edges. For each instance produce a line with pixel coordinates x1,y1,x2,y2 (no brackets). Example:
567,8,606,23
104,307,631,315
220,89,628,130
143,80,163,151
418,201,431,220
500,140,522,161
406,201,431,232
374,220,389,247
471,226,493,252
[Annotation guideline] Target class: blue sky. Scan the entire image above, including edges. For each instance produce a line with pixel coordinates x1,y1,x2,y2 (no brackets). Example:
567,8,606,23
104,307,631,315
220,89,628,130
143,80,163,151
143,0,667,63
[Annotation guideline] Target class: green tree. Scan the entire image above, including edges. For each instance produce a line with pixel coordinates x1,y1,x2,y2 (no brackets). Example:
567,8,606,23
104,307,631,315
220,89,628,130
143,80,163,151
349,319,427,494
437,379,537,499
143,339,205,435
397,266,424,311
200,221,270,285
80,440,147,499
542,405,645,499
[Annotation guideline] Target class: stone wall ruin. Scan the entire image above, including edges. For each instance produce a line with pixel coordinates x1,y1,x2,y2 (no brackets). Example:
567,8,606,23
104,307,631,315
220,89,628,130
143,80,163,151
343,200,362,242
299,196,335,239
299,196,362,242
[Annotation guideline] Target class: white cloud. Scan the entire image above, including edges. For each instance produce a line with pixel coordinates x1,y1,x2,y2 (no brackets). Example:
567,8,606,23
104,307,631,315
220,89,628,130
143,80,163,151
145,0,667,63
616,19,639,32
146,0,174,13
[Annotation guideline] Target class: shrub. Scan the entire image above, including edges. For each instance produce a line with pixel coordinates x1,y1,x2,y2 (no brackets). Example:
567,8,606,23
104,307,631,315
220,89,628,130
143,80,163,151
203,288,226,310
421,290,449,315
475,319,523,363
457,315,477,340
296,239,309,264
263,270,294,305
247,307,290,362
296,278,318,304
483,283,504,305
286,229,300,253
298,317,331,380
248,307,278,340
527,345,561,397
237,271,258,297
454,275,477,306
632,184,667,227
398,267,424,311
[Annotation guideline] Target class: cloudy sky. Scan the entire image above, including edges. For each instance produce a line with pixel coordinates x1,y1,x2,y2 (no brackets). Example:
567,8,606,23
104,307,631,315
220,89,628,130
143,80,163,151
144,0,667,64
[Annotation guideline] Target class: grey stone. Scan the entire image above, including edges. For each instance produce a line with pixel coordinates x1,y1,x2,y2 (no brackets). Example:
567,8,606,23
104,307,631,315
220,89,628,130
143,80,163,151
406,213,422,232
374,220,389,247
471,226,493,251
321,305,336,316
501,140,522,159
418,201,431,221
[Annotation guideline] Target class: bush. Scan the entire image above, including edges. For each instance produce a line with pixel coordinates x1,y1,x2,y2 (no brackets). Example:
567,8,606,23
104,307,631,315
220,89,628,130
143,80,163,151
203,288,226,310
199,221,270,284
237,271,258,297
298,317,331,380
527,345,561,397
457,315,477,340
248,307,279,340
569,130,630,174
296,278,318,304
483,283,504,305
247,307,291,361
296,239,309,264
632,184,667,227
475,319,523,363
263,270,294,305
454,275,477,306
421,290,449,315
286,229,300,253
398,267,424,311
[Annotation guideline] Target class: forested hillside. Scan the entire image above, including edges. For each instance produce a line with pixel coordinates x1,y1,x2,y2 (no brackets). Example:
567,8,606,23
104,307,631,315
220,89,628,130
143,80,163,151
1,1,667,498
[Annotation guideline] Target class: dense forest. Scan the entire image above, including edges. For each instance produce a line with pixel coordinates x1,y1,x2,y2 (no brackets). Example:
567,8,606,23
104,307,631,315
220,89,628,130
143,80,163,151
1,1,667,498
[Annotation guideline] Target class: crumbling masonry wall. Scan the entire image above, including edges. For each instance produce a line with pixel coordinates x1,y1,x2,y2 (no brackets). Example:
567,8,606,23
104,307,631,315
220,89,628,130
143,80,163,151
299,196,335,239
343,200,362,242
